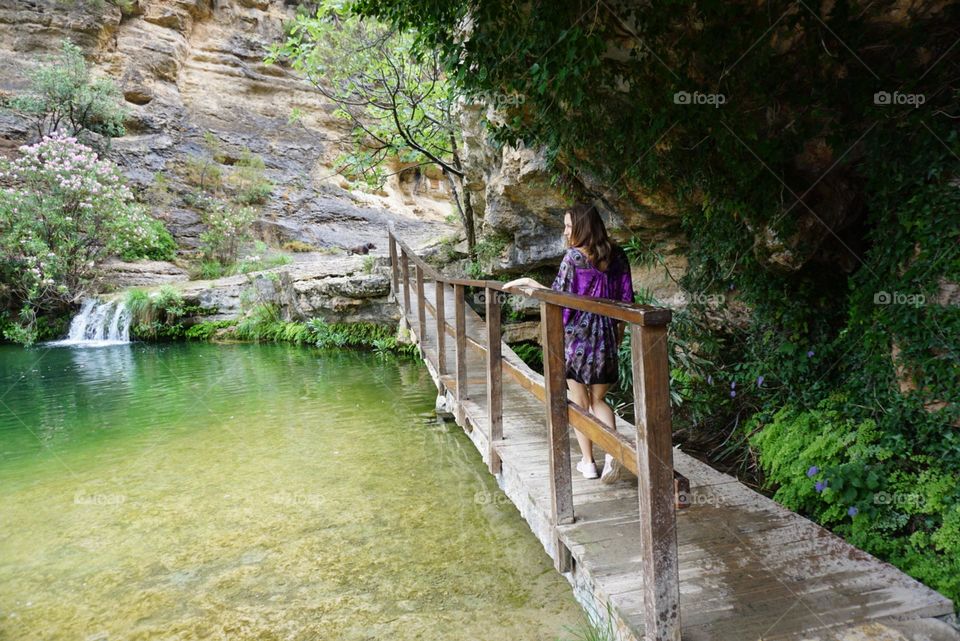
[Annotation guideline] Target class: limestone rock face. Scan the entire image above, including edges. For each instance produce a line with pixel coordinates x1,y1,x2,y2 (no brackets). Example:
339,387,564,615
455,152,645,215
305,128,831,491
0,0,456,324
97,258,191,288
176,257,398,324
459,102,687,302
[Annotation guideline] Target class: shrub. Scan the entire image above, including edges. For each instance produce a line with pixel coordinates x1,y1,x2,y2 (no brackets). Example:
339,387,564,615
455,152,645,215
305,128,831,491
230,149,273,205
0,134,175,344
124,286,217,340
5,40,126,141
281,240,317,252
198,203,256,265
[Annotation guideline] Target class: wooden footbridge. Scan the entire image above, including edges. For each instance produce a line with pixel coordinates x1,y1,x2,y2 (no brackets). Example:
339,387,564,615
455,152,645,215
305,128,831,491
387,231,956,641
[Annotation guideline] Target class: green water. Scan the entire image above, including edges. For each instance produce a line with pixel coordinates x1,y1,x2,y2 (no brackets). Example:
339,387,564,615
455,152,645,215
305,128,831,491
0,342,582,640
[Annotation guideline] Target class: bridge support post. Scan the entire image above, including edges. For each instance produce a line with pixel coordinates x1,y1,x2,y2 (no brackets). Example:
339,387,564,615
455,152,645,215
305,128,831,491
400,250,410,314
485,286,502,474
454,283,467,425
415,265,426,357
435,282,446,376
541,301,574,572
631,323,681,641
388,233,399,301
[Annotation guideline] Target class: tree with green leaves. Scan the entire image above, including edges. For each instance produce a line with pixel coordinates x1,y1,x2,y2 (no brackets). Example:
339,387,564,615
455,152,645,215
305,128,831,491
6,39,126,142
351,0,960,604
267,0,476,250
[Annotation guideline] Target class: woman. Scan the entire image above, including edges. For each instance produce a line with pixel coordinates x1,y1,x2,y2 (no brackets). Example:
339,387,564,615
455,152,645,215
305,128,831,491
504,203,634,481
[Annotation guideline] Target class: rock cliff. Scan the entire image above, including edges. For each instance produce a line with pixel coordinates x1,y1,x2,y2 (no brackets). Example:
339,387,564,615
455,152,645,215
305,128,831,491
0,0,456,323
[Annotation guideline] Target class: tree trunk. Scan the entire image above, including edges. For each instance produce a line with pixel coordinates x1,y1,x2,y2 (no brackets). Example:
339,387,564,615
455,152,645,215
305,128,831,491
444,170,476,253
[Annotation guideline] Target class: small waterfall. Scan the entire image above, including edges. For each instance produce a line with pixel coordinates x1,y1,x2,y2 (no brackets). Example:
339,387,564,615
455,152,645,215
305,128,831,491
48,297,132,347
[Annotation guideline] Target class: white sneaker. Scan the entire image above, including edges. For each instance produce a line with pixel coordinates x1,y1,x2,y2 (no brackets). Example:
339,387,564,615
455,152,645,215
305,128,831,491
576,459,599,479
600,453,623,484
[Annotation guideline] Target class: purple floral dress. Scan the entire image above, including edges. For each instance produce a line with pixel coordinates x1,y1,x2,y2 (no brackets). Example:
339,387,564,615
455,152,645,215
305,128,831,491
551,246,634,385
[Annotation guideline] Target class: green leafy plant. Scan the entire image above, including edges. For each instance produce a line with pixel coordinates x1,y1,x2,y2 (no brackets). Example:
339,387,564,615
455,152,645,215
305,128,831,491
0,134,175,344
267,0,478,250
346,0,960,602
229,148,273,205
198,203,256,266
5,39,126,141
124,286,216,341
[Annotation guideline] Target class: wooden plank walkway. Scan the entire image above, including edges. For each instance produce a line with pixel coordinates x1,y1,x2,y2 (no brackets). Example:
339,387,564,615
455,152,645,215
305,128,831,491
401,277,955,641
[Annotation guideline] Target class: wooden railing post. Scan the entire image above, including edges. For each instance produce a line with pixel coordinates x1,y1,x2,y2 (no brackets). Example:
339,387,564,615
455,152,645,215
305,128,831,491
435,281,446,376
541,301,574,572
388,233,399,300
485,286,502,474
415,264,426,356
454,283,467,424
631,323,681,641
400,250,410,314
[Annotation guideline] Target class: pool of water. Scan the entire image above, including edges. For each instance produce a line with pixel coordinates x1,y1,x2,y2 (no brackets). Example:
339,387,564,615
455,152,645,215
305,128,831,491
0,342,582,640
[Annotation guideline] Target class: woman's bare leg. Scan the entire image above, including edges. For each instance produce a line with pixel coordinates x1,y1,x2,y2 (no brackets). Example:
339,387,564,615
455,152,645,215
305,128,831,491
588,383,615,430
566,379,594,463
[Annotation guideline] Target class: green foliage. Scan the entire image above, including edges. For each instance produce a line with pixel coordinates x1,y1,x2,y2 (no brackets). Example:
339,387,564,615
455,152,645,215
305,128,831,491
198,203,256,266
124,286,218,341
344,0,960,600
229,149,273,205
194,253,292,280
184,132,224,193
281,240,317,253
184,319,238,341
5,39,126,141
231,305,417,356
511,341,543,372
0,134,175,344
750,396,960,603
267,2,457,190
267,0,477,249
472,232,509,264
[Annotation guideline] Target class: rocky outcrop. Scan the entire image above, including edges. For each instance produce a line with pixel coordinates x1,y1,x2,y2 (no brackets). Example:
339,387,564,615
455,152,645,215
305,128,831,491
97,258,191,288
0,0,458,324
459,101,688,303
175,257,398,324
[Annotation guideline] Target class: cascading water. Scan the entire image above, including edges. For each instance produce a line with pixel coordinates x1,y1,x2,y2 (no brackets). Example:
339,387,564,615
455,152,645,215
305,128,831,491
48,298,132,347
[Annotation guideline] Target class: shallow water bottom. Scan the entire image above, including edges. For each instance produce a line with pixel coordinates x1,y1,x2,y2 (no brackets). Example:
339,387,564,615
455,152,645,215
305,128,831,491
0,343,582,640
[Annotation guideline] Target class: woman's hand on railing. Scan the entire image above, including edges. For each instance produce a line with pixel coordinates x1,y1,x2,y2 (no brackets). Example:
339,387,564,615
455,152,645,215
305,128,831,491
502,277,546,295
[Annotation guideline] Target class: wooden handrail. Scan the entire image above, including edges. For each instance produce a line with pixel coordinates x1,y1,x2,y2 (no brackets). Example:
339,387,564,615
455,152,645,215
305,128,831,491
390,232,670,326
390,229,681,641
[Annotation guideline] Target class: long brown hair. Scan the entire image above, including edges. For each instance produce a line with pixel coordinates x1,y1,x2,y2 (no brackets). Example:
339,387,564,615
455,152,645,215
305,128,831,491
567,203,613,271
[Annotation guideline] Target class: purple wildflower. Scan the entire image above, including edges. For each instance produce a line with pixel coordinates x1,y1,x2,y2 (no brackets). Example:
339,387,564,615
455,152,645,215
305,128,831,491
806,466,819,478
730,390,737,398
730,381,736,389
757,375,764,386
847,506,858,517
815,480,828,493
807,350,815,358
707,375,713,385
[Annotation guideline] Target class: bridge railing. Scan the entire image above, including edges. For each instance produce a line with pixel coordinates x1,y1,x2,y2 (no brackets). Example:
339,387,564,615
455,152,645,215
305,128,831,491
388,230,682,641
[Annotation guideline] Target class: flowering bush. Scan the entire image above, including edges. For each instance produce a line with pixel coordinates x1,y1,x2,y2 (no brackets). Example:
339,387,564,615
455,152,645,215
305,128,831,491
199,202,256,265
0,133,176,343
